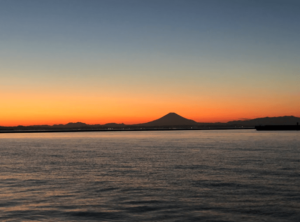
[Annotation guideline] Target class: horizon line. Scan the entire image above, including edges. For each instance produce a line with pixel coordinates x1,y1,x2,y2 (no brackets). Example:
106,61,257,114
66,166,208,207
1,113,299,128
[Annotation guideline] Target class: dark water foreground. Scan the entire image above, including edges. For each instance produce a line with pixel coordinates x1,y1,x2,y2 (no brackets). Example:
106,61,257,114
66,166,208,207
0,130,299,221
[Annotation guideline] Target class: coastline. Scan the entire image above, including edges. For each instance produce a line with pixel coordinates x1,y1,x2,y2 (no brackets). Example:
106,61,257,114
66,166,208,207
0,127,254,134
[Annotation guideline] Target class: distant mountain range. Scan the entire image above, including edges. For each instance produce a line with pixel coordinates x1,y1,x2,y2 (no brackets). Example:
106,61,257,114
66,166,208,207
1,113,300,131
226,116,300,126
138,113,300,127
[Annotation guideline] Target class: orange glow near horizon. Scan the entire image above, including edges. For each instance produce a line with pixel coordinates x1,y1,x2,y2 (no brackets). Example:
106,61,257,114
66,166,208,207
1,88,299,127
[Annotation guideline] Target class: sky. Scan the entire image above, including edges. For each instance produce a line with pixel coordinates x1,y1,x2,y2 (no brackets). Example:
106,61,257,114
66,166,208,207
1,0,300,126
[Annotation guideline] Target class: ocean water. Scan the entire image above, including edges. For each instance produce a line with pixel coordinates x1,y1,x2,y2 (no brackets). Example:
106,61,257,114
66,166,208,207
0,130,299,222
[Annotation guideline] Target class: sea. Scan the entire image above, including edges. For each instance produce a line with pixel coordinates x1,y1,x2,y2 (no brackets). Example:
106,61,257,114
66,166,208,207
0,130,299,222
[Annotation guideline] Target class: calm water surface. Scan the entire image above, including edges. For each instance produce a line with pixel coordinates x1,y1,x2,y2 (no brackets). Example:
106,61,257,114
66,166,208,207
0,130,299,221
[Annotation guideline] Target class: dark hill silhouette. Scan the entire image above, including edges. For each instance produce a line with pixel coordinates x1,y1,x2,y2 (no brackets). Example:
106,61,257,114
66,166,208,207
227,116,300,126
141,112,197,126
53,122,88,128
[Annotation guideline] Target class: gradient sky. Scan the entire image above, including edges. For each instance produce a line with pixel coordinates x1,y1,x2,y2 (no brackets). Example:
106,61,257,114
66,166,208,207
1,0,300,126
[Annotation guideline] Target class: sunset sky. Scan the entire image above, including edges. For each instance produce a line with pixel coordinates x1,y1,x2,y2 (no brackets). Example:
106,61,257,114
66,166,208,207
1,0,300,126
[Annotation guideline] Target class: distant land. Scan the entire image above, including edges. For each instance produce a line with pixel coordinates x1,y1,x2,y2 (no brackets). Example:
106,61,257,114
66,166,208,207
140,112,197,126
0,112,299,133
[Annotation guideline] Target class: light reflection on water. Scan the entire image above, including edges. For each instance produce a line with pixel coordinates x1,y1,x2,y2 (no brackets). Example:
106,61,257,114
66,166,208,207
0,130,299,221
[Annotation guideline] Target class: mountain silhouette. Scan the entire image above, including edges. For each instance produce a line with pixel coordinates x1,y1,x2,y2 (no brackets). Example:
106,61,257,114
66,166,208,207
141,112,197,126
227,116,300,126
1,114,300,132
